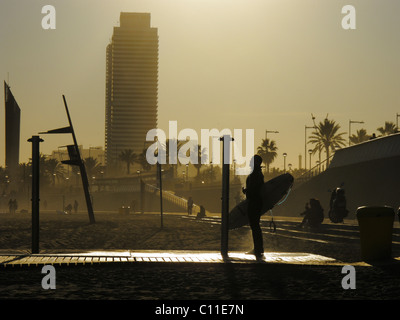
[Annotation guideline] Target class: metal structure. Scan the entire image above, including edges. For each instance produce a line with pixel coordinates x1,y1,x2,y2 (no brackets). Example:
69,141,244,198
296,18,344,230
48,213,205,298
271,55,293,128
40,95,95,224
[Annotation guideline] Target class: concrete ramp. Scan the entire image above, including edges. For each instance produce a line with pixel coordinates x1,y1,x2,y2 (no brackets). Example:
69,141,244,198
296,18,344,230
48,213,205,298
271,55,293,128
272,155,400,218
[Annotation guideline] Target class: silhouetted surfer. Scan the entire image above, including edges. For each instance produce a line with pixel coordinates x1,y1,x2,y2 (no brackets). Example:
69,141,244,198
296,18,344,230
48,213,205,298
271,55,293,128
243,155,264,259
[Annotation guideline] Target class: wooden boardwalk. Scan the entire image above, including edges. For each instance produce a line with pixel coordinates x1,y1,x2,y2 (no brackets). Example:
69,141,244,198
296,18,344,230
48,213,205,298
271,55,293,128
0,250,340,267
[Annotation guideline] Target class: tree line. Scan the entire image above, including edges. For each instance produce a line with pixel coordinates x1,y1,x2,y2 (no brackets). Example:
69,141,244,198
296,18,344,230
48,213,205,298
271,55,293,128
257,119,398,174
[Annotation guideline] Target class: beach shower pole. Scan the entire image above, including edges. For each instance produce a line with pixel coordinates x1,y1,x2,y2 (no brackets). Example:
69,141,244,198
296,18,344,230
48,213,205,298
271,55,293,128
158,163,164,229
28,135,43,254
220,135,233,257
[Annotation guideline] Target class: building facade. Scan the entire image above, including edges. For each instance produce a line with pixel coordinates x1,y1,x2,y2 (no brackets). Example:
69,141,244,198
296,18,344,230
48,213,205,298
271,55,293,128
105,12,158,167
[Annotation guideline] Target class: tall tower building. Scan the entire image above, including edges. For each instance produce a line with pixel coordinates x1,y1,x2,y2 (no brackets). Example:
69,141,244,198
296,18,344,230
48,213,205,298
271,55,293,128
4,81,21,178
105,12,158,167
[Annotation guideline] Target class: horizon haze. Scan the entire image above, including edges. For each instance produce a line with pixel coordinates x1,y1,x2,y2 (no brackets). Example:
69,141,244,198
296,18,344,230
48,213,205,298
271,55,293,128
1,0,399,171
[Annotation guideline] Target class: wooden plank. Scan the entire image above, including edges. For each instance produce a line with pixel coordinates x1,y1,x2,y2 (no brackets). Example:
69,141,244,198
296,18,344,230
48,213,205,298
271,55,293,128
78,257,86,264
63,256,72,265
70,257,79,264
0,256,16,264
55,257,65,265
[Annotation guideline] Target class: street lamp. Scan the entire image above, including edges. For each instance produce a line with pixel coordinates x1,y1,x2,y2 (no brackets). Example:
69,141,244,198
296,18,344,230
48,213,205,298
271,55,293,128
305,125,316,170
283,152,287,173
265,130,279,140
349,120,364,146
396,113,400,132
136,170,141,184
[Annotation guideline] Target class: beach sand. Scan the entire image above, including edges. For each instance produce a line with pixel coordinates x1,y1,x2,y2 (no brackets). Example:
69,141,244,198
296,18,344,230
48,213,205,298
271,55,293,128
0,211,253,252
1,211,400,301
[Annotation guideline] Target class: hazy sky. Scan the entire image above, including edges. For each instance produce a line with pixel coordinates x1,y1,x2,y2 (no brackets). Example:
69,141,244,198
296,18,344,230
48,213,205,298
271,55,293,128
1,0,399,170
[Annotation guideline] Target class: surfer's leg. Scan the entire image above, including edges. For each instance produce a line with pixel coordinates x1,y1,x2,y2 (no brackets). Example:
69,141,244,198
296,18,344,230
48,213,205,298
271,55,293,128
248,202,264,256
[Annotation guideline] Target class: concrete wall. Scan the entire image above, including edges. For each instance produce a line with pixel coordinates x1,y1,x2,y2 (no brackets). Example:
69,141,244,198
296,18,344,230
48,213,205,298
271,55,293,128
272,156,400,219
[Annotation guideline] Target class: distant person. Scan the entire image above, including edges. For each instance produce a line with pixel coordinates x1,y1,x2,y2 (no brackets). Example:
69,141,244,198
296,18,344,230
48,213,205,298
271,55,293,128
242,155,264,259
196,205,206,219
65,203,72,214
73,200,78,213
299,198,324,228
370,133,376,140
8,199,16,214
187,196,194,215
130,200,136,213
329,187,348,223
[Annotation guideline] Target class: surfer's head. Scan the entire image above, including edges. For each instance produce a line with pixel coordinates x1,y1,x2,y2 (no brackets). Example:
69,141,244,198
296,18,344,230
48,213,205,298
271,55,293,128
250,154,263,172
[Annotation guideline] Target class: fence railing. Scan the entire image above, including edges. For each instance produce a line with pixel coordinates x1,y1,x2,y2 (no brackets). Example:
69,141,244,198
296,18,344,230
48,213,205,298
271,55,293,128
144,183,201,213
295,154,334,186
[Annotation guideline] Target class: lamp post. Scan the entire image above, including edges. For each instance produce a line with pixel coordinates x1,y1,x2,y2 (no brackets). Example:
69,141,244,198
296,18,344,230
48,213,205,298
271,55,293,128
283,152,287,173
265,130,279,140
305,125,316,170
396,113,400,132
349,120,364,146
308,149,313,171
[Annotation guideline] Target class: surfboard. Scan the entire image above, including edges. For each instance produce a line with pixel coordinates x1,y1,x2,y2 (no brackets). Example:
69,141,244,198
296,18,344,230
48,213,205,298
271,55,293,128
228,173,294,230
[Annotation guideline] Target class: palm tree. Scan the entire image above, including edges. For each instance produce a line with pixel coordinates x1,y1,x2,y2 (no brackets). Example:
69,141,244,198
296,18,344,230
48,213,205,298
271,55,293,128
119,149,137,174
163,139,185,177
377,121,397,136
138,148,152,172
193,145,208,177
349,128,370,145
257,138,278,173
44,158,65,186
84,157,102,178
308,118,346,167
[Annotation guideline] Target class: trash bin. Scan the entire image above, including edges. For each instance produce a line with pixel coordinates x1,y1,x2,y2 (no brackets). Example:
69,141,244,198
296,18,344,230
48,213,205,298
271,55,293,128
356,206,395,261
